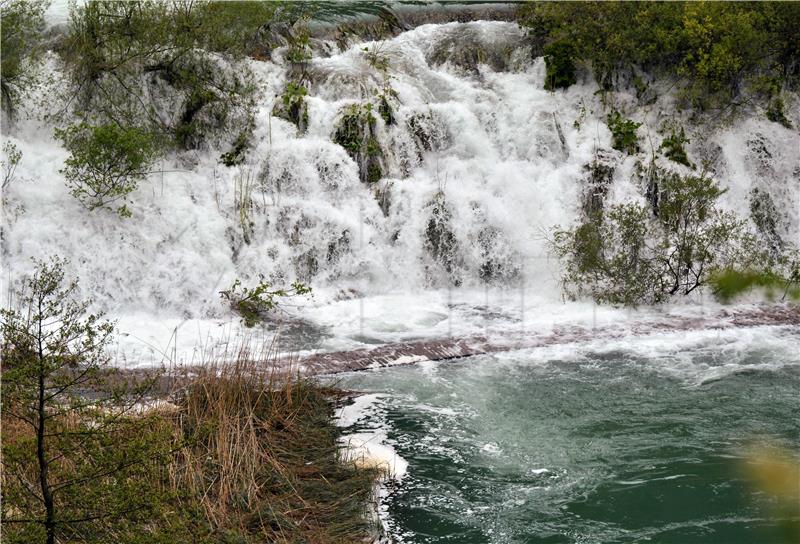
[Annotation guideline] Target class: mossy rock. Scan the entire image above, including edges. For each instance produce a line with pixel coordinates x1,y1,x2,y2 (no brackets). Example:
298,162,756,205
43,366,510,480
273,82,309,133
407,110,449,155
750,187,784,256
424,191,462,286
332,103,385,184
582,152,615,217
427,27,513,74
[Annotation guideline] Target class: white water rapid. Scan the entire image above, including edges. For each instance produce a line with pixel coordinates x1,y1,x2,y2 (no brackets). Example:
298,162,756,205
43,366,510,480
2,20,799,363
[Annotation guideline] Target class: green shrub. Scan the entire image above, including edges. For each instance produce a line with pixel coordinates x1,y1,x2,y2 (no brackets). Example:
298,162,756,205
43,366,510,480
272,81,309,132
62,1,265,149
660,126,691,167
766,95,792,128
219,119,254,167
2,141,22,190
518,2,800,109
543,41,577,91
0,0,48,118
332,103,384,184
606,111,641,155
55,122,160,217
552,171,764,305
220,278,312,327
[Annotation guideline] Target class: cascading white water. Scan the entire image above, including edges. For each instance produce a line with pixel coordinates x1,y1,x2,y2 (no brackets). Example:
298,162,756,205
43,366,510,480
2,20,799,361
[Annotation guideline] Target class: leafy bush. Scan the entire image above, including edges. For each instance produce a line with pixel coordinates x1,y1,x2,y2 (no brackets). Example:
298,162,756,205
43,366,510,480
552,171,763,305
61,1,272,149
219,119,254,167
55,122,160,217
709,266,800,303
273,81,309,132
220,278,312,327
0,0,47,118
660,126,692,167
606,111,641,155
332,103,384,184
543,41,577,91
518,2,800,108
766,95,792,128
2,140,22,190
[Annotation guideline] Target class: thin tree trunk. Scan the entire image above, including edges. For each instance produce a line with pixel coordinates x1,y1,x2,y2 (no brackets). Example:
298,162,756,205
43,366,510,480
36,306,56,544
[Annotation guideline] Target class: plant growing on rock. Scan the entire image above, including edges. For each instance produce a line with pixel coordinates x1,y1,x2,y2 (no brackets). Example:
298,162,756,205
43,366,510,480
606,111,641,155
55,122,160,217
332,103,385,184
220,278,312,327
273,81,309,133
62,0,264,149
2,140,22,190
660,126,692,167
766,95,792,128
424,190,462,286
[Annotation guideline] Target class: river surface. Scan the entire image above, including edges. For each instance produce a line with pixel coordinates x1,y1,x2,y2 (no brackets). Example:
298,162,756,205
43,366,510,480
337,326,800,543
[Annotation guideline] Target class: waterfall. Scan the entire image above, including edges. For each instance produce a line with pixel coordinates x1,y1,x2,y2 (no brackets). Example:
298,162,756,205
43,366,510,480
3,20,798,360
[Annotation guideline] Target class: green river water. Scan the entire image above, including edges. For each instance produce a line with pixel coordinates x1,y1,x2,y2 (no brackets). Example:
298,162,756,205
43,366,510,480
337,327,800,543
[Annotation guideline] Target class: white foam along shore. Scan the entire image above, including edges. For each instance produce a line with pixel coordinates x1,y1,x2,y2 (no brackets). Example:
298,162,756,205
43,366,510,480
336,393,409,480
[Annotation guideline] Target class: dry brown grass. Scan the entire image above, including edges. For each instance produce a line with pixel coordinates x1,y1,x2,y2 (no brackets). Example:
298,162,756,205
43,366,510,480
167,343,383,543
2,342,382,544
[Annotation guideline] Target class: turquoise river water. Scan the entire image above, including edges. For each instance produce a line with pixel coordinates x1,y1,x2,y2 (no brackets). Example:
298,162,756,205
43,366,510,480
337,327,800,544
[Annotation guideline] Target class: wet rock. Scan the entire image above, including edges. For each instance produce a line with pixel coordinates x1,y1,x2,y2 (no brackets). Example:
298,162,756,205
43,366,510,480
582,151,615,217
407,110,450,156
750,187,784,256
426,24,524,75
332,103,386,184
424,191,462,286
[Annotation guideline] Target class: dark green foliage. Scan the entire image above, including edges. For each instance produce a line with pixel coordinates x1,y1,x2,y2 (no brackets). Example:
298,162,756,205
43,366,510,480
766,95,792,128
709,263,800,303
219,120,254,167
378,92,395,125
220,278,312,327
332,103,384,184
0,258,189,544
606,111,641,155
62,1,264,148
518,2,800,108
273,81,310,133
552,171,763,305
286,23,312,64
55,122,160,217
660,126,692,167
0,0,48,119
543,41,577,91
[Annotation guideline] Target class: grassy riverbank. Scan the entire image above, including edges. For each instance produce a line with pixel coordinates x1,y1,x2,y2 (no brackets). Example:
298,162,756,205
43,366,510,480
2,348,382,544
